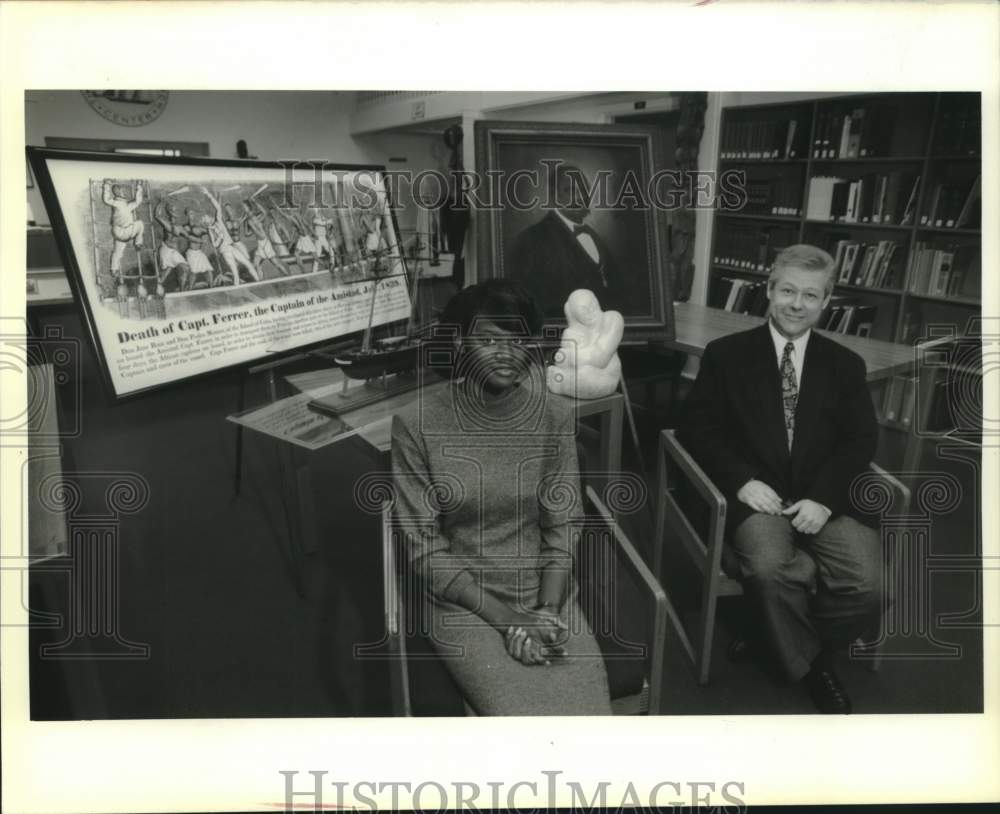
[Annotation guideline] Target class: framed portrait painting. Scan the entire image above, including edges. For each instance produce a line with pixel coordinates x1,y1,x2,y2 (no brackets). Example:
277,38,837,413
474,120,675,343
27,148,411,400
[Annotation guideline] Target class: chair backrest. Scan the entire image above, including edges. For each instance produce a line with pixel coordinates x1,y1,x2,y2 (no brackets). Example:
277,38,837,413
381,495,667,715
581,486,667,714
655,429,731,583
381,508,466,716
657,429,913,576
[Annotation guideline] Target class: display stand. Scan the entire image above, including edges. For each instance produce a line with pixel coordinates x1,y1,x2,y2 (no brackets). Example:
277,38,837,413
229,367,625,596
310,370,420,416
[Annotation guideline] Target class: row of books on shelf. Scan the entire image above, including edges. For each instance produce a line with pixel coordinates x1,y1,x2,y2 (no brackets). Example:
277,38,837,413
907,243,981,298
880,371,978,436
919,176,980,229
881,375,917,428
830,239,903,289
820,297,876,336
715,278,876,337
932,95,981,156
738,176,802,217
812,104,893,159
806,172,919,225
717,277,770,317
720,117,809,160
712,224,797,271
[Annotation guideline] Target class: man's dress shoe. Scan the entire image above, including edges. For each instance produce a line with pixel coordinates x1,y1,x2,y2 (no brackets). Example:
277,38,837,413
803,663,852,714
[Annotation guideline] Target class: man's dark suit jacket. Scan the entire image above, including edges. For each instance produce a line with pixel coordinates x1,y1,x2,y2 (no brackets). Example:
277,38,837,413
678,323,879,535
508,211,624,318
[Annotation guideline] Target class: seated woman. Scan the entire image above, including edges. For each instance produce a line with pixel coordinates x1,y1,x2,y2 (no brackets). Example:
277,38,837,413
390,279,612,716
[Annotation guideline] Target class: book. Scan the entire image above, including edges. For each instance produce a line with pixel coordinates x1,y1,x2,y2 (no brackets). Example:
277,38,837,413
823,305,842,331
784,119,798,158
807,176,844,221
955,175,981,228
847,108,865,158
860,102,892,157
931,250,955,296
844,180,861,223
838,114,852,158
899,376,918,428
955,248,981,298
830,181,850,221
832,240,851,282
858,174,877,222
922,183,943,226
850,304,877,336
898,175,921,226
840,242,860,283
722,277,742,311
864,242,889,287
733,280,755,313
872,174,888,223
882,171,903,223
873,242,899,288
883,376,903,422
854,245,877,286
837,304,856,334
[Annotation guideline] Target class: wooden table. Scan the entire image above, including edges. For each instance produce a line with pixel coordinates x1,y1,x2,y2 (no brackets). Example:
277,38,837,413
287,367,622,470
664,302,952,470
669,301,930,383
231,366,624,596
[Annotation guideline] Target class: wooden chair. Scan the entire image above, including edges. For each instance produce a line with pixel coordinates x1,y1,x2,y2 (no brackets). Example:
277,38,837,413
654,428,911,686
380,485,668,716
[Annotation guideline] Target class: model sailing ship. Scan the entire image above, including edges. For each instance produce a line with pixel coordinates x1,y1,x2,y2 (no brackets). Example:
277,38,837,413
331,200,436,386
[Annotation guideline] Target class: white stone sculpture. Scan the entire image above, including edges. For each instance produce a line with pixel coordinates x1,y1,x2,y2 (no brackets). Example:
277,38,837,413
546,289,623,399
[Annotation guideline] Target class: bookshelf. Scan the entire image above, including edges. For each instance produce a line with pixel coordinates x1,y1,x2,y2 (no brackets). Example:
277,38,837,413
708,92,982,436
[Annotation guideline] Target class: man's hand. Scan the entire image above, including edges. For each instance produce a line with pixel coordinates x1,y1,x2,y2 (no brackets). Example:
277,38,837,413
781,499,832,535
737,479,784,515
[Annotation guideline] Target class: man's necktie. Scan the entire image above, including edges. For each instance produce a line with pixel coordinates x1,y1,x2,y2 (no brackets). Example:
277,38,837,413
781,341,798,450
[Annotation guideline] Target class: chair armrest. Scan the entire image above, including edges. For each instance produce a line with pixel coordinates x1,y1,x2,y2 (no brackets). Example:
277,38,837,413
867,462,912,515
585,485,667,714
660,429,727,515
587,486,667,606
381,505,399,636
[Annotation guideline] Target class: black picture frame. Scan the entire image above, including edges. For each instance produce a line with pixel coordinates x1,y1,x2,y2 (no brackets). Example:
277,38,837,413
474,120,675,343
27,148,410,401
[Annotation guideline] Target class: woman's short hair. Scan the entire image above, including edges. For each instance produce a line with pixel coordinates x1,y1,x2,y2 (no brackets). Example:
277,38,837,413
438,278,543,338
768,244,836,295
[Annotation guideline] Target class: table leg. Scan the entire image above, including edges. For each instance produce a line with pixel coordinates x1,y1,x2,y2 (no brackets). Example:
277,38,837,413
902,362,939,473
600,397,623,475
275,440,307,599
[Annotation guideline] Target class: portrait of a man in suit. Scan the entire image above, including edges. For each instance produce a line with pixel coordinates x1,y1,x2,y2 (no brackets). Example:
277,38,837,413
679,244,881,714
508,163,625,318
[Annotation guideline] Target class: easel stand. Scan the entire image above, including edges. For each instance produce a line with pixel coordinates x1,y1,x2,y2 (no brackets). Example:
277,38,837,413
233,351,321,599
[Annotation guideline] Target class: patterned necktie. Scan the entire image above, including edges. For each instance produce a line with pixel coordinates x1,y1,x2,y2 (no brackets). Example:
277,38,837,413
781,341,798,450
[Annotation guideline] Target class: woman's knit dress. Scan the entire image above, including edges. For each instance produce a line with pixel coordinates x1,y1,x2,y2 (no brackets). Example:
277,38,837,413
390,380,611,715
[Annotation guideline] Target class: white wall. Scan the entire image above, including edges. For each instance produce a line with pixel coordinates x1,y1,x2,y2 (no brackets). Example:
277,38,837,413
476,91,678,124
26,89,841,296
26,90,376,225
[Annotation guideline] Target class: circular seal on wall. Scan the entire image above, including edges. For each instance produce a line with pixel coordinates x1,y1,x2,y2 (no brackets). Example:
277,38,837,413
81,91,170,127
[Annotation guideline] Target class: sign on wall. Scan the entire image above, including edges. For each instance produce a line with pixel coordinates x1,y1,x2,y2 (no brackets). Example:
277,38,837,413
28,149,411,399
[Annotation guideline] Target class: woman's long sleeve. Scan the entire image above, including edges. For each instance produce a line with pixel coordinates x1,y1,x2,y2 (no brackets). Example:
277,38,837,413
537,408,582,571
390,413,481,604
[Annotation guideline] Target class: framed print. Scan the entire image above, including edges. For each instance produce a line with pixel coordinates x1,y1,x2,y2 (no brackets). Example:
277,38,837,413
474,120,675,342
27,148,411,399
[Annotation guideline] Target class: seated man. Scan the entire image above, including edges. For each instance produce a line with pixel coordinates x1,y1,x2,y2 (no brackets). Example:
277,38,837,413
679,244,882,714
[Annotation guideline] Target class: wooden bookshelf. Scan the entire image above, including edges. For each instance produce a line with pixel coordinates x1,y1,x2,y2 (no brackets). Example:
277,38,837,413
708,92,982,436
